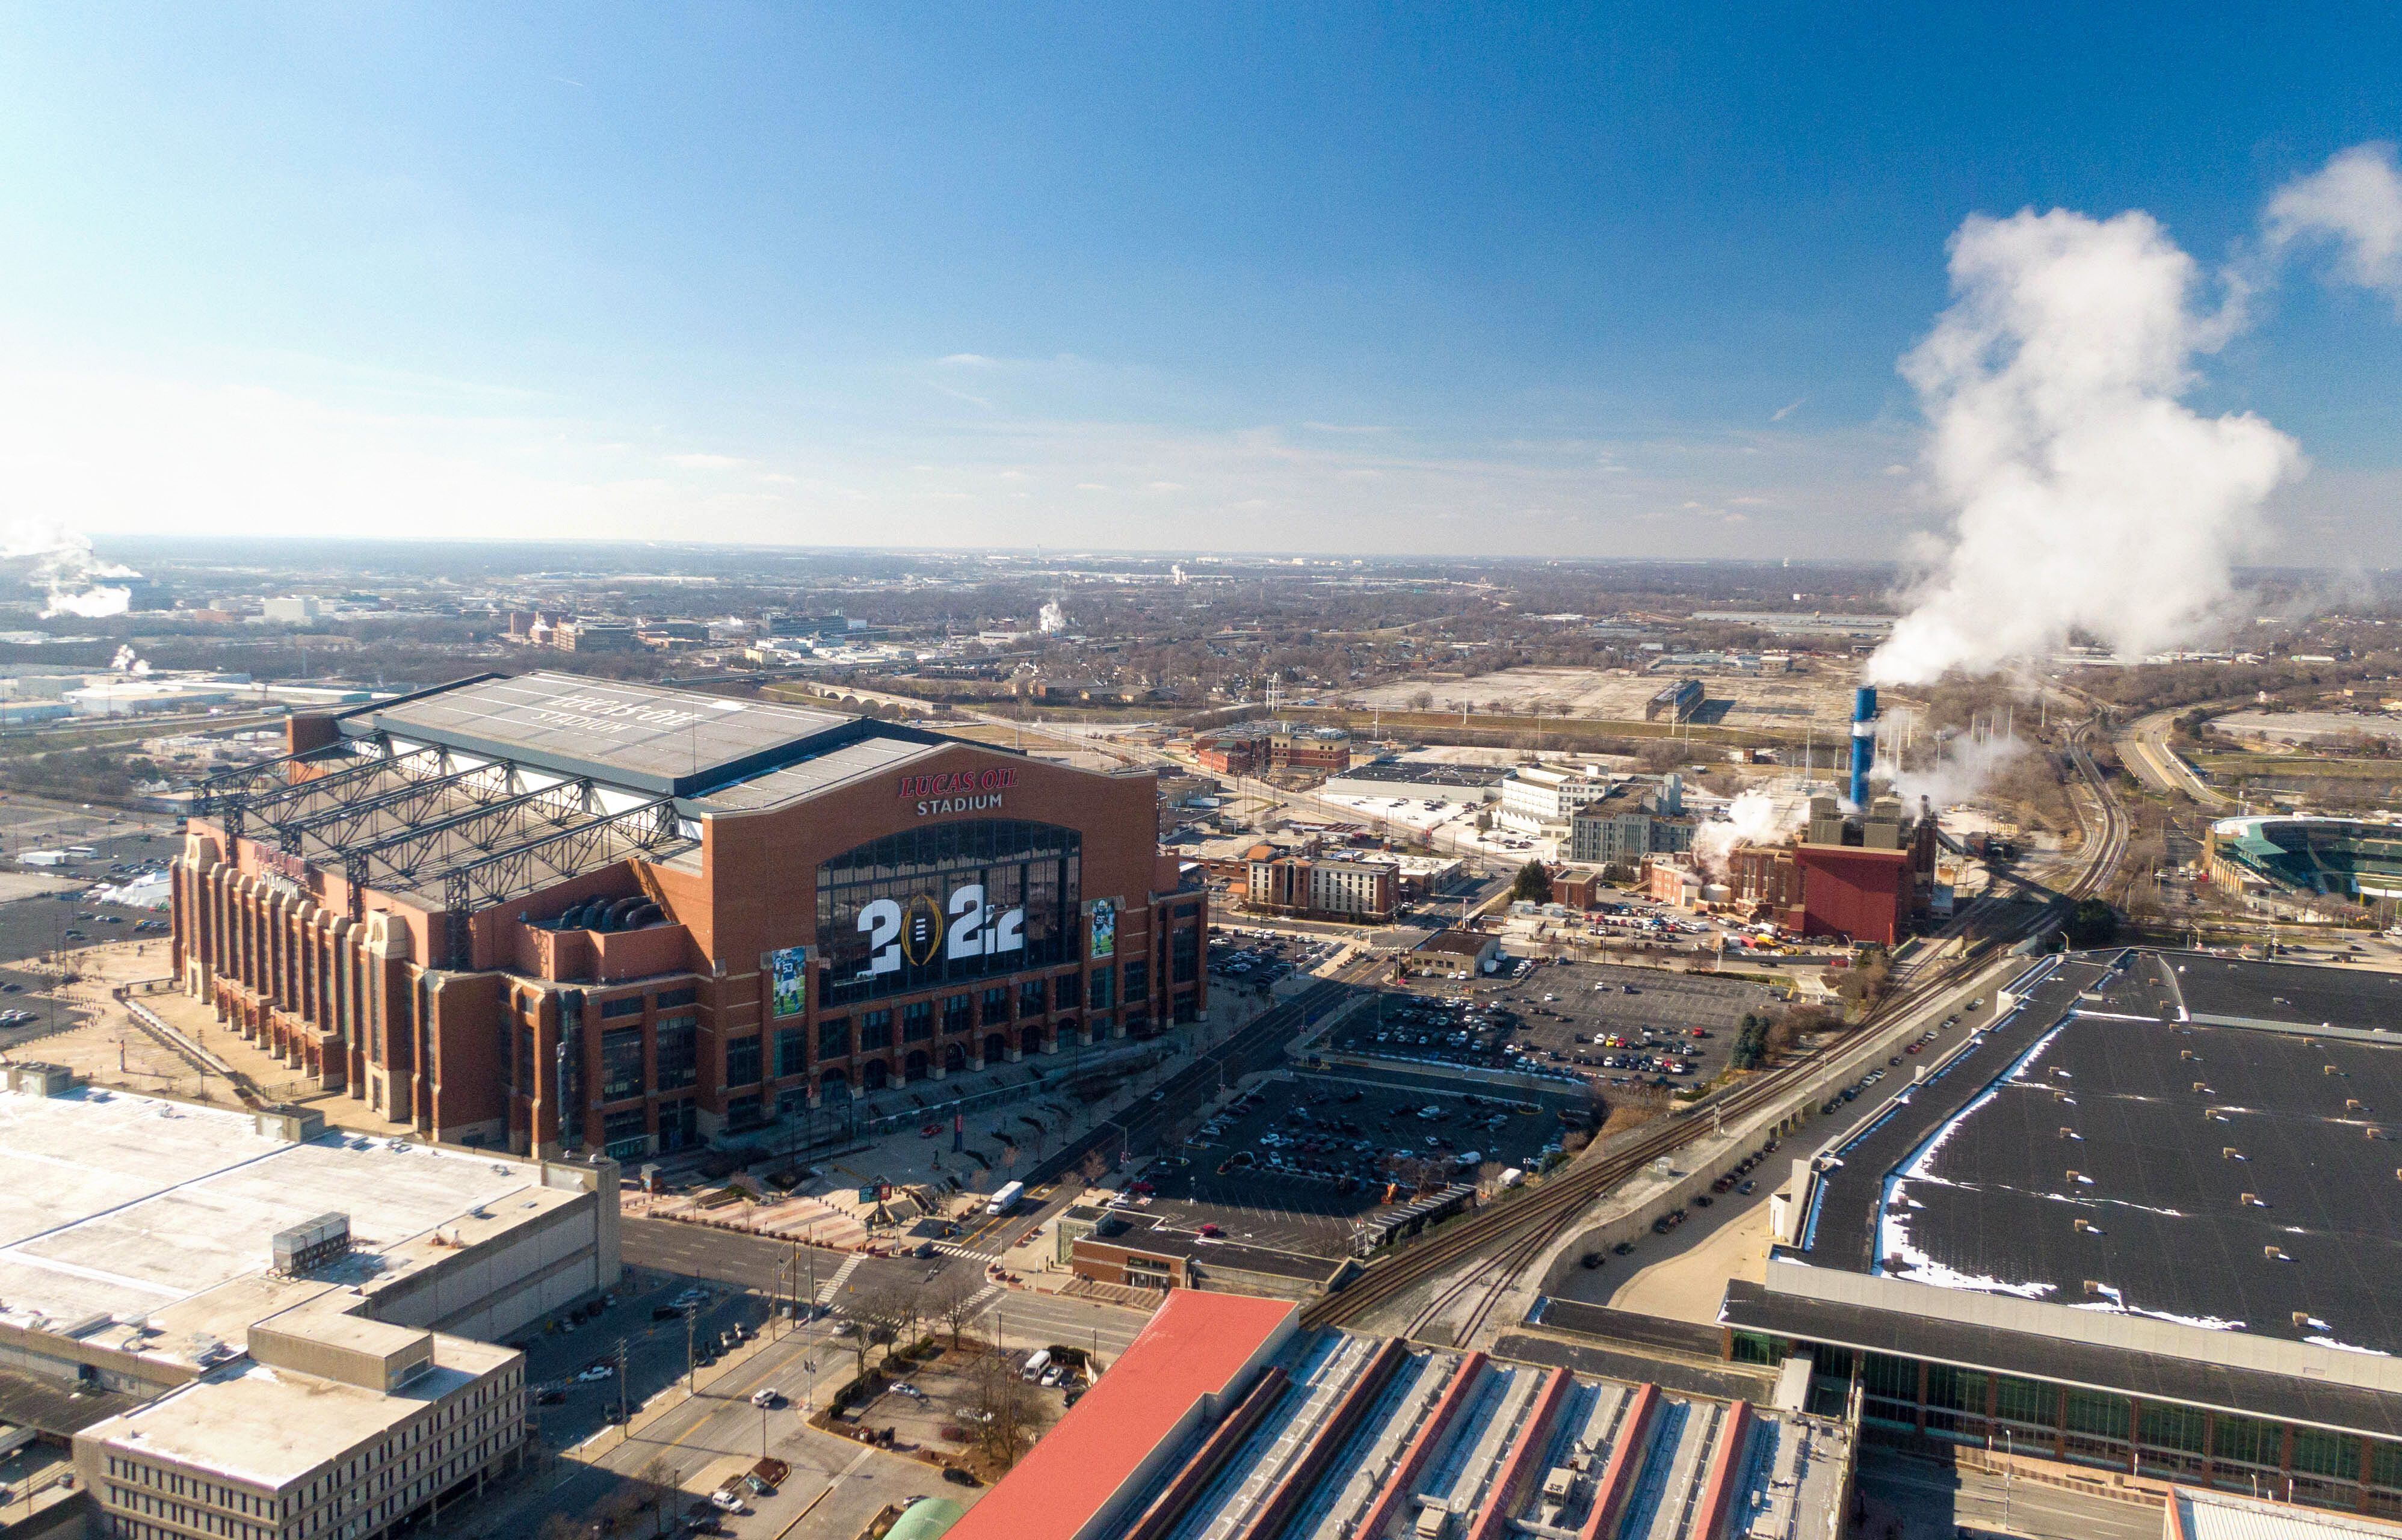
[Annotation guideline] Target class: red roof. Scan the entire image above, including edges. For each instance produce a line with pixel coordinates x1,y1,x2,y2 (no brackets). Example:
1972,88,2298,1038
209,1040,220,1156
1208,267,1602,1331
949,1289,1297,1540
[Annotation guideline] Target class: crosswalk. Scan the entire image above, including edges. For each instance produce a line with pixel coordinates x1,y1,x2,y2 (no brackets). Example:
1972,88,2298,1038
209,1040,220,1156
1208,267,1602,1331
931,1240,995,1260
814,1253,862,1306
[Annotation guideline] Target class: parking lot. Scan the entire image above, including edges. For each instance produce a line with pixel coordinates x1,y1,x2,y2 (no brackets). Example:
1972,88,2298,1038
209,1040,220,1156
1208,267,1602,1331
1207,928,1346,990
1119,1065,1590,1259
1329,959,1774,1094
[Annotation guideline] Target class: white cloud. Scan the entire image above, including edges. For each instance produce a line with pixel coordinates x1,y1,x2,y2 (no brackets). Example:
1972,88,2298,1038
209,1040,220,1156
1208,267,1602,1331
2267,142,2402,309
667,452,743,469
1771,398,1804,422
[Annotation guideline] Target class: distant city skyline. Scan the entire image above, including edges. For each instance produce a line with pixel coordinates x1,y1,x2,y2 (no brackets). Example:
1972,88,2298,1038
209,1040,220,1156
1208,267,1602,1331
1,5,2398,560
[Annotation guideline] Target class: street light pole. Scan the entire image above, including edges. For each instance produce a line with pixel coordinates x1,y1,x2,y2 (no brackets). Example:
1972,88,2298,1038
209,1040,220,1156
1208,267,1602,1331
2001,1427,2013,1535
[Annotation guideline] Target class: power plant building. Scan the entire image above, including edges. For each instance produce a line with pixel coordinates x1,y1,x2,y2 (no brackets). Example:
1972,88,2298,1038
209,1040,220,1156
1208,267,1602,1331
169,672,1208,1160
1722,795,1936,946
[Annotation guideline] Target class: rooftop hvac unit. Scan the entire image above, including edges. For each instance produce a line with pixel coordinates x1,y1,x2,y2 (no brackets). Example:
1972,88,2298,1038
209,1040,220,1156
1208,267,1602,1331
271,1212,351,1276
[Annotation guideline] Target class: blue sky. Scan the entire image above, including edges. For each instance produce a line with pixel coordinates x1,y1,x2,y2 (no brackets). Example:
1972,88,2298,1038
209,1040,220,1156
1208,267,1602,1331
0,4,2397,558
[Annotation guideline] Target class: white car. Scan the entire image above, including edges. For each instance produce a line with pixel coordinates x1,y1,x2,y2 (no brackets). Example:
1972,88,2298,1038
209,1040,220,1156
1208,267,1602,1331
710,1491,746,1513
575,1365,613,1384
750,1388,782,1408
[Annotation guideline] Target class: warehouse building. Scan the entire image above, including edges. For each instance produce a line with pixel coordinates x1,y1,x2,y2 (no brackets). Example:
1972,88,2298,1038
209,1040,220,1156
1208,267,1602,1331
1645,676,1705,722
1723,949,2402,1520
171,671,1206,1159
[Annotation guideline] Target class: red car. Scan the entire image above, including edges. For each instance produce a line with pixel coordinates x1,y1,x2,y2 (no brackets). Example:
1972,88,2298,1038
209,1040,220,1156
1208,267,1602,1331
1197,1222,1224,1237
919,1123,942,1138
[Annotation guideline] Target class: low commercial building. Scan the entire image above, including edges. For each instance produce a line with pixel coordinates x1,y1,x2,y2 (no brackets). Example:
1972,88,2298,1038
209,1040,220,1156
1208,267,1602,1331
1404,928,1499,978
1194,722,1353,778
1320,759,1506,802
1064,1210,1351,1301
1723,950,2402,1521
0,1073,613,1539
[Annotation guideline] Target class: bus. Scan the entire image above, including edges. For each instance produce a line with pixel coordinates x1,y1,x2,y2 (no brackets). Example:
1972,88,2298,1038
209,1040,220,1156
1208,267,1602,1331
986,1180,1025,1217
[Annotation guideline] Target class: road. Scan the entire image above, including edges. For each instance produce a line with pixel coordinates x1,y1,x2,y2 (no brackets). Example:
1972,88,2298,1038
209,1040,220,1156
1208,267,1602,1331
621,1217,1158,1363
473,1311,943,1540
2116,707,2232,810
1857,1450,2159,1540
479,1220,1162,1539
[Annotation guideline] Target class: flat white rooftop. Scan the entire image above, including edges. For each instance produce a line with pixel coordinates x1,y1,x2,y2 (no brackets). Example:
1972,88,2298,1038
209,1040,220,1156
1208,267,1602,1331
87,1334,514,1491
0,1087,566,1364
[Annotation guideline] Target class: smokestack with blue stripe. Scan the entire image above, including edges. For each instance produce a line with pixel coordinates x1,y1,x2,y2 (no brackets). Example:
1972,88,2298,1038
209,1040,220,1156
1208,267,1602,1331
1849,686,1877,808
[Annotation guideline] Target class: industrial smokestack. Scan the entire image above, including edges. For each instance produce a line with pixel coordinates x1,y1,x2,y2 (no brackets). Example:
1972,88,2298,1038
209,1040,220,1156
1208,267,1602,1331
1850,686,1877,808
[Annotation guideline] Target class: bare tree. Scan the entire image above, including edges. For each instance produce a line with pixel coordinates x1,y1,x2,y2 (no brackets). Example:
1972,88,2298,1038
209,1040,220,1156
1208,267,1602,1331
930,1272,985,1349
853,1280,926,1368
971,1353,1054,1472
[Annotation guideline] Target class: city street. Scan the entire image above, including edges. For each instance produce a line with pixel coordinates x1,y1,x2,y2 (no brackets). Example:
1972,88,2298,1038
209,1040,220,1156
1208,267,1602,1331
620,1218,1158,1364
1856,1450,2160,1540
472,1313,954,1540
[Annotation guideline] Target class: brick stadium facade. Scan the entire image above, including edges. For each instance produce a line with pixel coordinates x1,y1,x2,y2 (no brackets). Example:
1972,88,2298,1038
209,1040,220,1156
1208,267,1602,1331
171,673,1206,1159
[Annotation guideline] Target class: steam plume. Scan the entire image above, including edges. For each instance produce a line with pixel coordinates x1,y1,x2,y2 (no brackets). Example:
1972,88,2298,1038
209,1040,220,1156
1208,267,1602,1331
1865,209,2300,686
2,520,140,618
1890,728,2024,813
1694,788,1805,877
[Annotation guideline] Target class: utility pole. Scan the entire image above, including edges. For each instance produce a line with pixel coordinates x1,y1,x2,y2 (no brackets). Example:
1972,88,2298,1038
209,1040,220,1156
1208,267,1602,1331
615,1338,629,1434
684,1302,700,1390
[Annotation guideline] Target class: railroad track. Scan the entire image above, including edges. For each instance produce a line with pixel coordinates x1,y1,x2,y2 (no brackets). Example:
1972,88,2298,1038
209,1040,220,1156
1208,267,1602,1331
1308,716,2135,1343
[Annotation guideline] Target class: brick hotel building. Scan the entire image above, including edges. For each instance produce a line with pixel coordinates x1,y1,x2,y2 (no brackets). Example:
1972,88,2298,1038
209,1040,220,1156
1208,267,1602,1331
170,673,1206,1159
